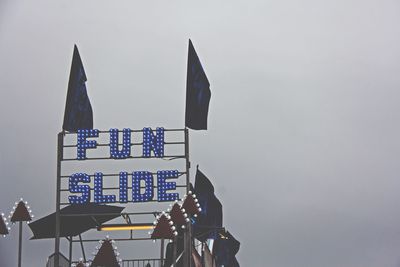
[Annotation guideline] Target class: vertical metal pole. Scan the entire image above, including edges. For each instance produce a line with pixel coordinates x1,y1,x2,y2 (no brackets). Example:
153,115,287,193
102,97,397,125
184,128,190,207
160,238,165,266
201,242,205,267
55,132,63,267
79,234,86,262
18,221,22,267
172,238,177,267
184,128,192,267
189,223,194,266
69,236,73,266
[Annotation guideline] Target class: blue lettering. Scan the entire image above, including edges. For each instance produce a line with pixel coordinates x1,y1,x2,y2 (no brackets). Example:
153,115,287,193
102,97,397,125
142,127,164,158
77,129,99,160
157,170,179,202
68,173,91,204
110,128,131,159
94,172,116,203
132,171,154,202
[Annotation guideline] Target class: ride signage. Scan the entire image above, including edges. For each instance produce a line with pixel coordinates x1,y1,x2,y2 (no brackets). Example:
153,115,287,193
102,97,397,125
67,127,184,205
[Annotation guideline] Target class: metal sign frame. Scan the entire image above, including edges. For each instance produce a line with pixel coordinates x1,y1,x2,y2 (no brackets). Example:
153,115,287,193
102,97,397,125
54,128,191,267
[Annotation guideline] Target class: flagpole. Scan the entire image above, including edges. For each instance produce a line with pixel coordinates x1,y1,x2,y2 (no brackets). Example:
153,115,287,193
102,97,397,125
54,132,64,267
69,236,73,266
17,221,22,267
173,236,177,267
184,127,192,267
160,238,165,266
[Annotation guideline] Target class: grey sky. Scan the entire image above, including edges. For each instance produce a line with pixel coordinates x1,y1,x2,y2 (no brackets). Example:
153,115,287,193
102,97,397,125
1,0,400,266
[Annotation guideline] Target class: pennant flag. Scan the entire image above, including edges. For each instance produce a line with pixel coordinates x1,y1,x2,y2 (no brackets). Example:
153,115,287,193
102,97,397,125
181,192,201,217
185,39,211,130
193,168,223,241
169,203,189,231
10,199,33,222
213,231,240,267
0,213,10,236
203,244,216,267
151,214,178,239
91,238,121,267
63,45,93,132
192,247,203,267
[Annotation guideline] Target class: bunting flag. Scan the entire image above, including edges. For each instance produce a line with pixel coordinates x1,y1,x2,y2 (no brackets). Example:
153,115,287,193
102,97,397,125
213,231,240,267
192,247,203,267
10,199,32,222
0,213,10,236
62,45,93,132
169,203,189,231
181,191,201,217
193,168,223,241
151,214,178,239
203,243,216,267
185,39,211,130
91,238,121,267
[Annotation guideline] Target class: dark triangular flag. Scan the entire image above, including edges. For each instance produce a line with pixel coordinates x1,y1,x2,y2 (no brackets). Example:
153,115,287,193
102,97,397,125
203,244,216,267
185,40,211,130
192,246,203,267
91,239,120,267
181,192,201,217
170,203,188,229
151,214,177,239
193,168,222,241
10,201,32,222
63,45,93,132
213,231,240,267
0,214,9,235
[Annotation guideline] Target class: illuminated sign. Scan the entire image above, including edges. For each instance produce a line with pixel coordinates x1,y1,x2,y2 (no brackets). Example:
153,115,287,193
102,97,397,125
67,127,183,205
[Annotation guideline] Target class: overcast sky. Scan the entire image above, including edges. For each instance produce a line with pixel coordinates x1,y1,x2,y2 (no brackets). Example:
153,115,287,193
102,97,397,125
1,0,400,266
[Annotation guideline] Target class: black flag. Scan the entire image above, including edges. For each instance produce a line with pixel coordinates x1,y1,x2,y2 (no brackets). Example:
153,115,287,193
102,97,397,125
193,168,223,241
185,39,211,130
213,230,240,267
62,45,93,132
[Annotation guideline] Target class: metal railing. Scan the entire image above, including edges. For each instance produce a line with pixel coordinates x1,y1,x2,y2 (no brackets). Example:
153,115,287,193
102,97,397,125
121,258,162,267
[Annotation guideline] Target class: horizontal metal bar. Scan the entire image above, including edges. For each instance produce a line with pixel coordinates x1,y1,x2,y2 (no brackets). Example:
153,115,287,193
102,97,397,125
57,211,161,217
121,211,161,216
61,128,185,136
71,259,162,264
60,172,187,179
72,259,162,266
63,142,143,148
58,212,125,217
71,237,157,242
60,198,173,205
164,141,185,145
63,141,185,148
61,155,186,161
122,258,161,261
60,185,187,192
